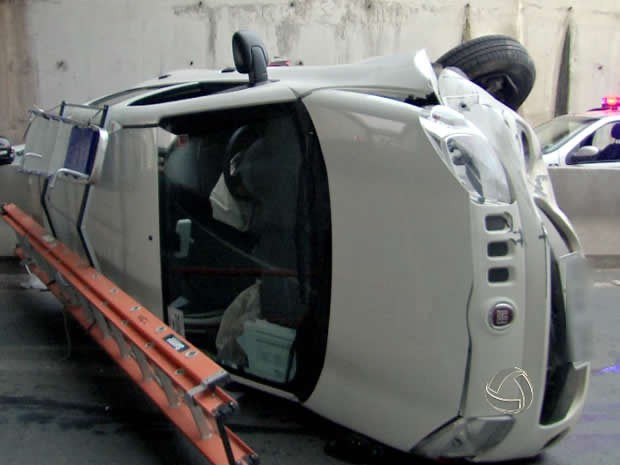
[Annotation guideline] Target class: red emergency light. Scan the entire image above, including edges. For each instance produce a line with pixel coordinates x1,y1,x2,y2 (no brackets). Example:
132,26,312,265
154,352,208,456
602,96,620,110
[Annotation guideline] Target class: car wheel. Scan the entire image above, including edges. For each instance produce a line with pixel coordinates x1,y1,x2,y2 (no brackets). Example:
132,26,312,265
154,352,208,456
436,35,536,110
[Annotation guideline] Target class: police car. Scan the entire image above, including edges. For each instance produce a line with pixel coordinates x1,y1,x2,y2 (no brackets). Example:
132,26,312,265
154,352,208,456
536,96,620,166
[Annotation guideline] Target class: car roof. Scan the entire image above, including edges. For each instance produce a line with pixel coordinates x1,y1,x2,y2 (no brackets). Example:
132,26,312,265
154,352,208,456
542,110,620,124
136,68,245,87
580,109,620,119
89,51,439,111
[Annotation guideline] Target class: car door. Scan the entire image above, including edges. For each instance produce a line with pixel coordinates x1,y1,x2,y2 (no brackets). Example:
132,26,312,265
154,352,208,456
157,98,332,399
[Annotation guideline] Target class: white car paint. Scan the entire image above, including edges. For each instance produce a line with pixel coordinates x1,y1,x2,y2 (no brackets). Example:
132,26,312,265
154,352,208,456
5,41,591,462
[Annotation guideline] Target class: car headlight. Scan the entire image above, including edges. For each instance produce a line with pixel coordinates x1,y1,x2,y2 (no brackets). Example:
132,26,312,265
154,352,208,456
413,415,515,459
420,106,513,204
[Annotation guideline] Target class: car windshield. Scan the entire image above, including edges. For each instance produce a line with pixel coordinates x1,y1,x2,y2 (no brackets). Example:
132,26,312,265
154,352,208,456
535,115,598,154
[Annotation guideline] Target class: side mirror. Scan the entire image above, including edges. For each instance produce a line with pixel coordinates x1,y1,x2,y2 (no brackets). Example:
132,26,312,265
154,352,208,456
232,30,269,86
0,137,14,165
566,145,599,165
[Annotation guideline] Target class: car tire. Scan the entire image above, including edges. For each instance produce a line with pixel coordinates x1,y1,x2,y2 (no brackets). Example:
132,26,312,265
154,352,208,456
436,35,536,110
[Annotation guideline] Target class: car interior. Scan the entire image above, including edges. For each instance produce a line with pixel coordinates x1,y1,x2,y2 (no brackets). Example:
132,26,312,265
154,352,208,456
157,103,331,395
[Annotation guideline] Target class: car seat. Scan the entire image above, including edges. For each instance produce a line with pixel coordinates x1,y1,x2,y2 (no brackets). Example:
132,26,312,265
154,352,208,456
598,123,620,161
229,117,306,327
215,116,307,367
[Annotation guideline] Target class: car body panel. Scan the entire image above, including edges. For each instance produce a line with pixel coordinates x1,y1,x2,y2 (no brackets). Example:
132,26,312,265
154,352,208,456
84,127,164,317
2,43,591,462
302,89,472,450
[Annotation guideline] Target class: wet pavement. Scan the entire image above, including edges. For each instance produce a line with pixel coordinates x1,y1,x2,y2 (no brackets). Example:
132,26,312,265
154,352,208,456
0,258,619,465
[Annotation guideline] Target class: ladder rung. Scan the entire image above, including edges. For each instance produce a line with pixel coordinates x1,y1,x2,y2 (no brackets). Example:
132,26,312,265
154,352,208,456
154,365,181,408
77,294,95,325
110,325,131,359
132,345,155,381
92,303,111,339
187,396,215,440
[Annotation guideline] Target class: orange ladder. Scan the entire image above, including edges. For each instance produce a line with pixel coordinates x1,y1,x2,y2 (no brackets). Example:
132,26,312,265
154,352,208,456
1,203,258,465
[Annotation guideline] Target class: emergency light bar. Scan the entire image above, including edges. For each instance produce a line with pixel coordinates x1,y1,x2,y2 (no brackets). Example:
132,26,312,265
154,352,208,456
602,96,620,110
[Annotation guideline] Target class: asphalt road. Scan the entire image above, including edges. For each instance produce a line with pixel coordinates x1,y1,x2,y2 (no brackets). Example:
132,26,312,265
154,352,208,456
0,258,619,465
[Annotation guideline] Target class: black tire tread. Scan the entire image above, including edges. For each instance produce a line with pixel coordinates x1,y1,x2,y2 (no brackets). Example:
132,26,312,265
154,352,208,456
437,35,536,109
437,36,530,69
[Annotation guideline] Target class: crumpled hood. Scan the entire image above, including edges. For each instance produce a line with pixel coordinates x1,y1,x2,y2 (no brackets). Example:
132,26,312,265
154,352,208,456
436,68,557,206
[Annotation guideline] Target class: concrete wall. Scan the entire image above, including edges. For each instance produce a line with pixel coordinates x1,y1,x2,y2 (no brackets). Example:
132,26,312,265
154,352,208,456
549,167,620,265
0,1,37,144
1,0,619,144
1,1,620,260
0,164,38,256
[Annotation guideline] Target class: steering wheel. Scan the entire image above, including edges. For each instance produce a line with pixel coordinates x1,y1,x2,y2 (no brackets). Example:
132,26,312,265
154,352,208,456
223,125,259,199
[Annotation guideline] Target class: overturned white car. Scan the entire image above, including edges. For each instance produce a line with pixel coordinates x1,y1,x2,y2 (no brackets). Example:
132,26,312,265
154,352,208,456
2,31,591,462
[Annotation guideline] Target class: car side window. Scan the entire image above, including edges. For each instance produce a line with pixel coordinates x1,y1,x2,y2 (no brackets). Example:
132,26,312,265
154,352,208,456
568,122,620,163
593,122,620,162
157,103,332,394
592,123,615,149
